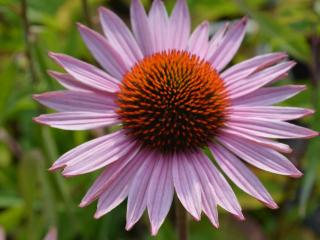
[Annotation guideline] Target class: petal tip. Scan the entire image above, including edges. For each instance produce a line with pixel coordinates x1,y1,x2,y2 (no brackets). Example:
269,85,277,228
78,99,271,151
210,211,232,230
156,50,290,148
94,211,104,219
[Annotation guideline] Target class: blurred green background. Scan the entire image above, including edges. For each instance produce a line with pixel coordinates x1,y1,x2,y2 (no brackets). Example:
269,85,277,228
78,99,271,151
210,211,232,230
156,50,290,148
0,0,319,239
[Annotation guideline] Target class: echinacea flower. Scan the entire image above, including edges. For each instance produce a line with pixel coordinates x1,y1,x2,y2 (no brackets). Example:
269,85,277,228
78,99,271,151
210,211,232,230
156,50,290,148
34,0,318,235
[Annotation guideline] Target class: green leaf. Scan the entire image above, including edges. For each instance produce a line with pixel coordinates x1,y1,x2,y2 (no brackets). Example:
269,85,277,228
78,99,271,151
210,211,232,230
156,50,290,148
236,0,311,63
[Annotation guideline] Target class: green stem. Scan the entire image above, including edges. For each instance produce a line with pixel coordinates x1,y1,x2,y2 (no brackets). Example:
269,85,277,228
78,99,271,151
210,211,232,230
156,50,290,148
21,0,38,83
81,0,93,28
175,198,188,240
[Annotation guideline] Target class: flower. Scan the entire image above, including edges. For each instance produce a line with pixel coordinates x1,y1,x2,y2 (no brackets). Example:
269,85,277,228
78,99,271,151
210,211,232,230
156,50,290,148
34,0,318,235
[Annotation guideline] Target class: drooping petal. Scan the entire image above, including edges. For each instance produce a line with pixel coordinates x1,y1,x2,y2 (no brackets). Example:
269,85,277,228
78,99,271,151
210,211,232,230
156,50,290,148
130,0,154,55
227,61,296,99
226,117,318,139
221,128,292,153
221,53,287,85
208,17,248,72
187,21,209,59
126,151,156,230
47,71,93,92
147,155,174,236
93,149,144,218
193,151,244,220
190,152,218,227
78,24,129,78
217,135,302,177
49,53,119,93
99,7,143,66
148,0,169,52
33,91,116,113
34,111,119,130
172,153,201,220
231,85,306,106
61,140,137,176
228,106,314,121
80,146,143,207
49,131,135,175
210,143,278,209
169,0,190,50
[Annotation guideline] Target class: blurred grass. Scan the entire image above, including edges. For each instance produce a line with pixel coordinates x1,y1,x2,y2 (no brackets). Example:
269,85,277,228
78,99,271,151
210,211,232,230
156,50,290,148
0,0,319,239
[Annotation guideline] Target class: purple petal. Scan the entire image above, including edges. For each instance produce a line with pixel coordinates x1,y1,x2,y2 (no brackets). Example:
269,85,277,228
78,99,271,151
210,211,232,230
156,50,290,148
190,152,219,227
172,153,202,220
206,23,229,60
217,135,302,177
147,155,174,236
232,85,306,106
34,111,119,130
47,71,93,91
187,21,209,59
99,7,143,66
80,146,143,207
130,0,154,55
229,106,314,121
169,0,190,50
193,151,244,220
226,117,318,139
210,143,278,209
227,61,296,99
208,17,248,72
221,128,292,153
93,149,144,218
49,53,119,93
126,151,156,230
49,131,136,175
148,0,169,52
221,52,287,84
78,24,129,78
33,91,116,113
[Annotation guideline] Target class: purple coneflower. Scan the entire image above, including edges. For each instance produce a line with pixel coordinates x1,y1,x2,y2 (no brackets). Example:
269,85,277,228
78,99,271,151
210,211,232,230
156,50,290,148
34,0,318,235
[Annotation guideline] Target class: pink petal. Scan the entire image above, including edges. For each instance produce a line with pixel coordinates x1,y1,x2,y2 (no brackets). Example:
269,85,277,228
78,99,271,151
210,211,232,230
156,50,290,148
44,227,57,240
169,0,190,50
227,61,296,99
147,155,174,236
217,135,302,177
190,152,219,227
172,153,201,220
208,17,248,72
33,91,116,113
221,52,287,85
187,21,209,59
49,131,135,175
61,140,137,176
226,117,318,139
126,151,156,230
130,0,154,55
229,106,314,121
148,0,169,52
206,23,229,60
93,149,144,218
231,85,306,106
193,151,244,220
99,7,143,66
221,128,292,153
210,143,278,209
47,71,93,92
78,24,129,78
49,53,119,93
34,111,119,130
80,146,143,207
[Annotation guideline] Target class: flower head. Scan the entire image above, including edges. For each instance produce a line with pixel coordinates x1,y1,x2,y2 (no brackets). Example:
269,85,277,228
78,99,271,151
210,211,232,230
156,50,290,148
34,0,318,235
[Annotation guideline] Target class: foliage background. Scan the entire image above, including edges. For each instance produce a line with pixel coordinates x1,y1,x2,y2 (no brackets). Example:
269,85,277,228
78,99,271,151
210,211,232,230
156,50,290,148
0,0,319,239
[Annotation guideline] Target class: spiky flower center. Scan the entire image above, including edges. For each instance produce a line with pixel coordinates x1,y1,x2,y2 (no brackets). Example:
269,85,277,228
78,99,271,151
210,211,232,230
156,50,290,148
117,50,229,154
